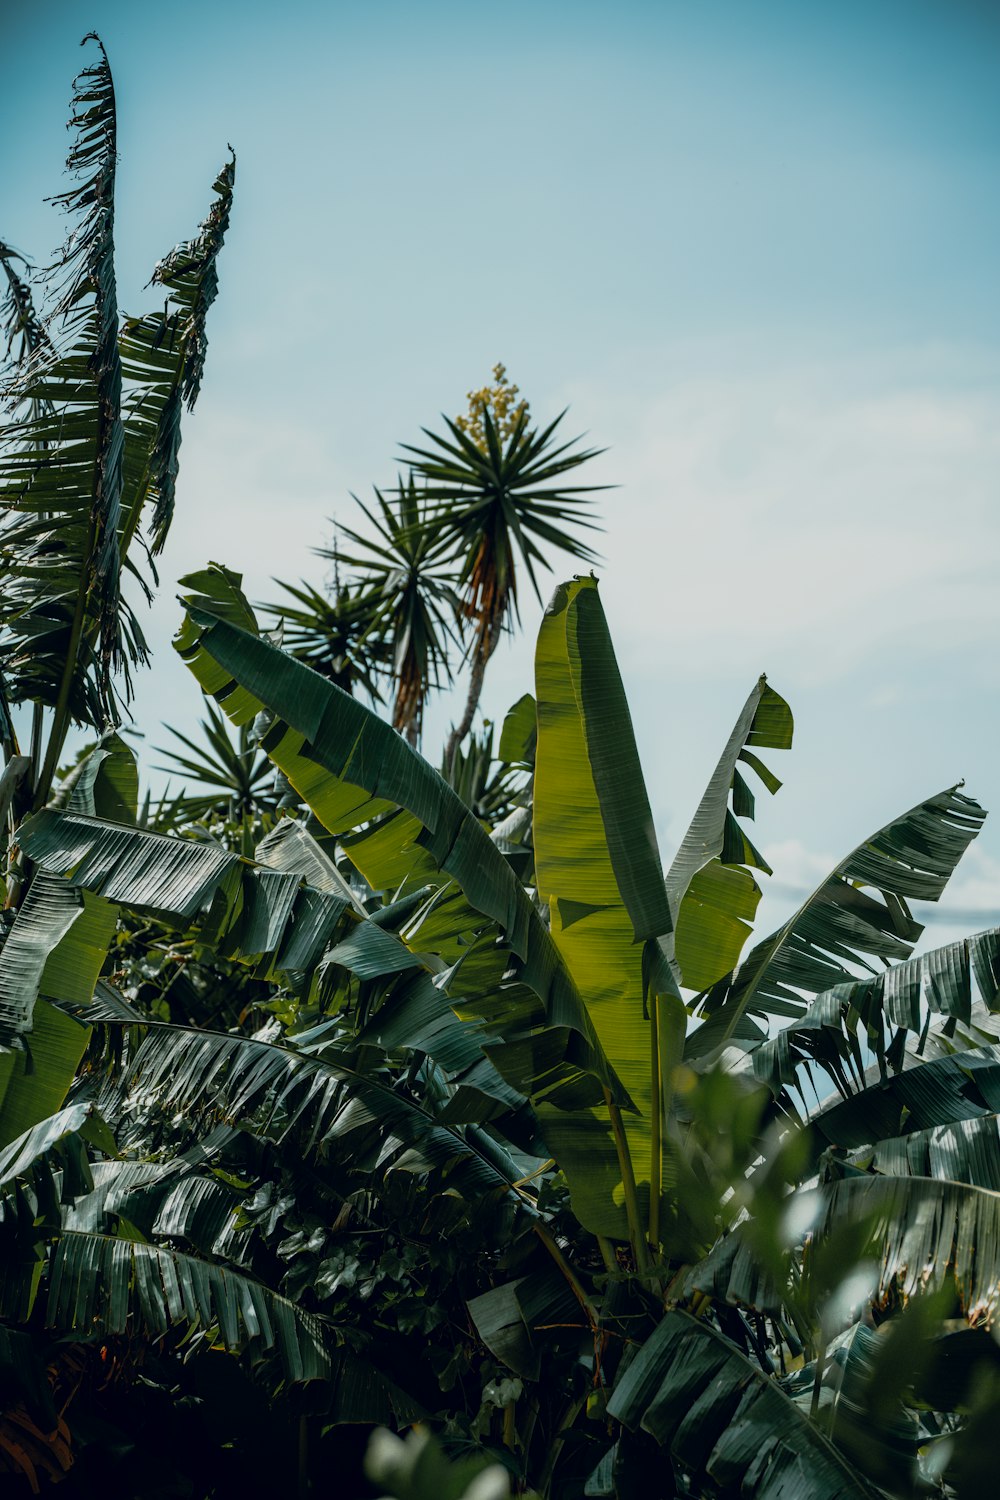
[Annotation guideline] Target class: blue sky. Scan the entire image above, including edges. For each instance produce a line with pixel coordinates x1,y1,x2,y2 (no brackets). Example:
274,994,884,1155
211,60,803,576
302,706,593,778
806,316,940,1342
3,0,1000,948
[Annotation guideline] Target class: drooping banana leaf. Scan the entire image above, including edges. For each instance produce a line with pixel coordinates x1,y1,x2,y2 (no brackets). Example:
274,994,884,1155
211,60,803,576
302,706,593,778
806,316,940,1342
849,1112,1000,1189
751,927,1000,1105
820,1321,920,1493
96,1020,535,1212
687,785,987,1063
19,805,353,992
35,1231,332,1382
814,1045,1000,1149
665,676,792,992
691,1156,1000,1331
255,818,363,909
0,1103,97,1203
815,1175,1000,1325
172,564,621,1109
606,1309,881,1498
118,155,234,556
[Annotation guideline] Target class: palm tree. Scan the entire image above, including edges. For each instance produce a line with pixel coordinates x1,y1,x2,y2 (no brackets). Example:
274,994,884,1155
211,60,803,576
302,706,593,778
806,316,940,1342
332,480,462,746
265,571,388,700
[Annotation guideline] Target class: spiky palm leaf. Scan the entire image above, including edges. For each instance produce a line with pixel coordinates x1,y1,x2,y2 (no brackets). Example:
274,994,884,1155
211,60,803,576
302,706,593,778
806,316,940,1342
332,481,461,745
265,573,387,699
403,404,605,766
154,697,275,821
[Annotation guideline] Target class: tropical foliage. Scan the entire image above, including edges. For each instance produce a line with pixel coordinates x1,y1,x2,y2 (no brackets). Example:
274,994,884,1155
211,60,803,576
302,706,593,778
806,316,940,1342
2,33,1000,1500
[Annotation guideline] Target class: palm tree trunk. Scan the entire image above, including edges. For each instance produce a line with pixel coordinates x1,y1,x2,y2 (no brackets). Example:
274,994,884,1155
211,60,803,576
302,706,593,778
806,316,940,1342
444,641,492,773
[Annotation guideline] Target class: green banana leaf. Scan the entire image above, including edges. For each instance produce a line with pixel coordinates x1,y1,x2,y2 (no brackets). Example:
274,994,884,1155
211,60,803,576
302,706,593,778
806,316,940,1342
531,575,676,1239
751,927,1000,1104
850,1112,1000,1189
814,1045,1000,1148
18,808,350,983
172,563,621,1110
606,1309,881,1497
688,785,987,1063
38,1231,331,1382
96,1020,534,1211
691,1166,1000,1331
665,675,792,992
0,738,142,1144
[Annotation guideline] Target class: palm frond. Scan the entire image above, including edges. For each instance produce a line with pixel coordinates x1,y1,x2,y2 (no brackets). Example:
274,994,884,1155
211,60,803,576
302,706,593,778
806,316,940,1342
264,574,388,700
333,482,462,743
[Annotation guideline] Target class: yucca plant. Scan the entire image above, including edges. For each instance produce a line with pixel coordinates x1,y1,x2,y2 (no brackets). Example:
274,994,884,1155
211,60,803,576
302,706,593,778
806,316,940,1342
402,371,606,770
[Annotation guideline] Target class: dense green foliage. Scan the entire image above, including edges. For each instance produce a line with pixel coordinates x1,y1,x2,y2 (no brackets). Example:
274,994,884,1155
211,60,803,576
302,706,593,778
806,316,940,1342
3,35,1000,1500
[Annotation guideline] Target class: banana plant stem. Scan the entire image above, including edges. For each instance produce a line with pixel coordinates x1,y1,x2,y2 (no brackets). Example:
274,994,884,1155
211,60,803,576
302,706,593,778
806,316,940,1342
603,1086,652,1278
533,1221,600,1331
649,999,661,1249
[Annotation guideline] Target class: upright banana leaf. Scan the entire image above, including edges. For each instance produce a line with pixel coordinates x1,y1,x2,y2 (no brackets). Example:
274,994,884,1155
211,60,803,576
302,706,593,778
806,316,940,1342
528,580,793,1242
530,576,677,1240
665,675,792,991
0,34,128,730
118,154,234,556
687,785,986,1063
172,564,621,1109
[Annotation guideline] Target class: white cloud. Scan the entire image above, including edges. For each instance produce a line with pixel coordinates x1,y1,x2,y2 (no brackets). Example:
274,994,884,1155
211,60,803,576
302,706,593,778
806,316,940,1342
565,352,1000,687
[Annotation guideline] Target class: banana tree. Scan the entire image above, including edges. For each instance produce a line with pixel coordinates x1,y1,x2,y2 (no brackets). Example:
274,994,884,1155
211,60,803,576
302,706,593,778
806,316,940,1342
0,34,233,1148
163,562,995,1496
0,34,234,820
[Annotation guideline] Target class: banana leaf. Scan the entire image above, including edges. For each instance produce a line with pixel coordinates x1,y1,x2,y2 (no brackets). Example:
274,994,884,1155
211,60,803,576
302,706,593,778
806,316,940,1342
751,928,1000,1104
531,576,677,1238
606,1309,881,1497
173,564,621,1109
665,675,792,992
688,786,987,1063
